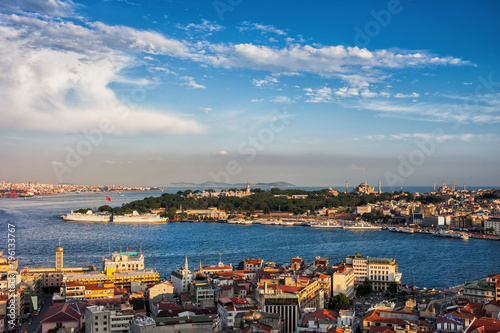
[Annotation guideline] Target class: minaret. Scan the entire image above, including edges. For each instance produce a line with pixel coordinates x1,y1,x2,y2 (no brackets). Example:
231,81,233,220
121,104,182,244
199,260,203,273
452,181,455,191
433,181,436,192
378,180,381,194
246,182,250,193
345,180,348,193
464,183,466,191
184,255,189,272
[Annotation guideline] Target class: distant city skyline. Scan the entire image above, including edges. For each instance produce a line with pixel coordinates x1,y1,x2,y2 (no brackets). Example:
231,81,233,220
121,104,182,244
0,0,499,186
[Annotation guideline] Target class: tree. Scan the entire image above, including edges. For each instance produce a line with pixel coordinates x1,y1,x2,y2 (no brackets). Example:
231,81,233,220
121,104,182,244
167,207,177,220
486,227,496,234
98,205,112,212
334,293,351,309
388,282,398,295
236,261,244,270
357,278,372,296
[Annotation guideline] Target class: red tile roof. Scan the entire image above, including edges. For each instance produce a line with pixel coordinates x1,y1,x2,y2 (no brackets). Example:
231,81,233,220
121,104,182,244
244,258,263,265
41,303,82,323
278,285,303,293
465,317,500,333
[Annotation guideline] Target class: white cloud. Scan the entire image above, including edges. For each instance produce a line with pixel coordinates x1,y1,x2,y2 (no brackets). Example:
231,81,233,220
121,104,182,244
200,107,212,113
271,96,293,104
252,75,279,87
394,92,420,98
251,98,264,103
393,133,496,142
0,0,76,16
0,13,204,135
181,76,206,89
239,21,286,35
335,87,359,98
304,86,333,103
176,19,224,33
216,150,229,156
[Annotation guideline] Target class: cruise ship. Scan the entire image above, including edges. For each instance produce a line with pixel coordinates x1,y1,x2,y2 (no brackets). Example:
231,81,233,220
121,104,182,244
63,210,111,223
343,222,382,230
112,211,167,223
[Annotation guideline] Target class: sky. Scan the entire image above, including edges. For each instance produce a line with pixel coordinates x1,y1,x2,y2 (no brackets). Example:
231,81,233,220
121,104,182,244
0,0,499,187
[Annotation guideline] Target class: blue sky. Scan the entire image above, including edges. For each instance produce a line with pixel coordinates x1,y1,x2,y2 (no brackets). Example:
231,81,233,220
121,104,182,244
0,0,499,187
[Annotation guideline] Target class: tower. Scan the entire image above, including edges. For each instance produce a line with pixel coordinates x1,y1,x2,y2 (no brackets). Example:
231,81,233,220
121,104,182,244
433,180,436,192
378,180,381,194
56,245,63,271
184,255,189,272
345,180,348,193
246,182,250,193
464,183,466,191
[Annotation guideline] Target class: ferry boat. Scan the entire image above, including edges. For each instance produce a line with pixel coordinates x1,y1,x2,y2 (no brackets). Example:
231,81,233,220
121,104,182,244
389,227,415,234
112,211,166,223
63,210,111,223
343,222,382,230
311,220,343,229
432,230,469,240
280,221,295,226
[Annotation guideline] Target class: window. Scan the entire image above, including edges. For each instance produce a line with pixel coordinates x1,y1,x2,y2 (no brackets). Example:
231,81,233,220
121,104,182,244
95,329,98,332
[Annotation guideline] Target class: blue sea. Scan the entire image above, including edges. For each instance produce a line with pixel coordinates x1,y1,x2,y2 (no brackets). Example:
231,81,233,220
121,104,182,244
1,187,499,289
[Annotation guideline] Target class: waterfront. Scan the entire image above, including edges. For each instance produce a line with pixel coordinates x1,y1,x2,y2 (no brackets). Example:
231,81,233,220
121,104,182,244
1,189,499,289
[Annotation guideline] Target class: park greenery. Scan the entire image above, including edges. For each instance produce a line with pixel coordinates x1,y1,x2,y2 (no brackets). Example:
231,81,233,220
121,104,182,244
74,188,456,219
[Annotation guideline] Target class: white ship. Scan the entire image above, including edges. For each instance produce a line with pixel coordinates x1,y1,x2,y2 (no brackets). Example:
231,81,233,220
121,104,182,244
343,222,382,230
311,220,342,229
63,210,110,223
112,211,167,223
389,227,415,234
432,230,469,240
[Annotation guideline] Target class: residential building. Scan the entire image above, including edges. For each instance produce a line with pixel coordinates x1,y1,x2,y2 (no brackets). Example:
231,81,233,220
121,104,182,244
436,315,465,333
244,259,264,271
170,256,192,296
217,297,259,330
346,254,401,291
63,269,159,289
296,309,342,333
41,303,87,333
464,282,495,303
85,303,134,333
362,309,420,333
314,257,329,269
332,267,355,299
484,218,500,234
102,251,144,274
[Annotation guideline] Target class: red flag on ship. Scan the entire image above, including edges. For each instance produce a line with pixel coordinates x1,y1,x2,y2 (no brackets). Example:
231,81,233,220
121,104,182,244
127,247,130,250
105,196,111,201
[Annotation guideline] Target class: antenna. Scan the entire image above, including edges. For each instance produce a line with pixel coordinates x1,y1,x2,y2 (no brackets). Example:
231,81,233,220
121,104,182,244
58,237,61,247
109,241,111,256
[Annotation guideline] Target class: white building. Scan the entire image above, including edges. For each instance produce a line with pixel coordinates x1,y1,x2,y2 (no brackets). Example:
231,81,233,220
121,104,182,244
85,303,134,333
102,251,144,273
346,253,401,291
243,258,264,271
170,256,192,296
484,218,500,234
332,267,355,299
